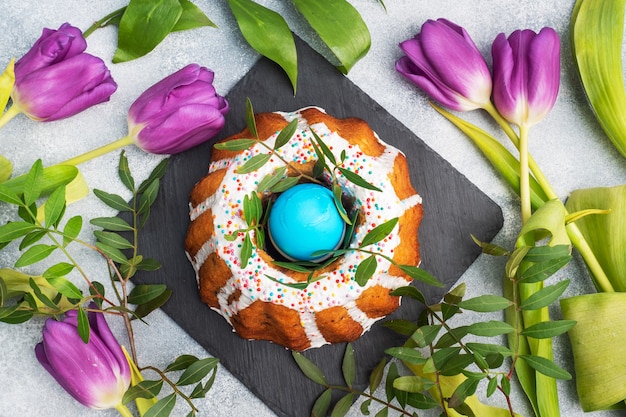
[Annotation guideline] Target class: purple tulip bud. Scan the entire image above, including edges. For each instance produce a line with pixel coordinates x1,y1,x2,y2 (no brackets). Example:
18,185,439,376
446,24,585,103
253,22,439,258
35,305,131,409
396,18,492,111
127,64,229,154
12,23,117,122
492,27,560,127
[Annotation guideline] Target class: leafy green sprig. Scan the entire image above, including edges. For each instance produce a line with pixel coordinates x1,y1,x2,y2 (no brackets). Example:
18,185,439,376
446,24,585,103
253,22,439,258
0,153,218,417
293,202,576,417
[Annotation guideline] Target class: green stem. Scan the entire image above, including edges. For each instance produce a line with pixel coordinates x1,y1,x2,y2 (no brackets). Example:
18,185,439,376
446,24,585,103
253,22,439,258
484,103,558,201
518,125,531,223
60,135,134,166
0,105,21,129
115,403,134,417
83,7,127,38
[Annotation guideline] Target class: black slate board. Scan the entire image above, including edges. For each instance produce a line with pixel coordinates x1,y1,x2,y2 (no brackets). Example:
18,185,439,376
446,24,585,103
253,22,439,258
133,36,503,417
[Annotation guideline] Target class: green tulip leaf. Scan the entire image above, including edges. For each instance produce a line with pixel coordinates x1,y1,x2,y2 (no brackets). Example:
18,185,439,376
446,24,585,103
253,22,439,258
171,0,216,31
572,0,626,157
290,0,370,74
113,0,183,63
226,0,297,93
566,184,626,291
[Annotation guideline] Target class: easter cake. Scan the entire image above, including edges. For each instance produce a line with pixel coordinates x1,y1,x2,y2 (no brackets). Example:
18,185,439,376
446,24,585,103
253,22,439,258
184,107,423,351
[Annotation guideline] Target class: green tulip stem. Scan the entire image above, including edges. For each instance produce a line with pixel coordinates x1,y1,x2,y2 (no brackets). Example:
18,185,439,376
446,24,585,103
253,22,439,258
83,7,127,38
518,125,531,223
115,403,134,417
60,135,134,166
0,104,21,129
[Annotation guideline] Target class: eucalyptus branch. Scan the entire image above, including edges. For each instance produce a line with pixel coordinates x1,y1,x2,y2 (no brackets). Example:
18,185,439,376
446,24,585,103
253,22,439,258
140,365,200,413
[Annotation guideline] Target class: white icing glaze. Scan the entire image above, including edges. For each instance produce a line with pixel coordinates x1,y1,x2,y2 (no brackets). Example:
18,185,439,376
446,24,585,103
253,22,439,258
186,107,422,348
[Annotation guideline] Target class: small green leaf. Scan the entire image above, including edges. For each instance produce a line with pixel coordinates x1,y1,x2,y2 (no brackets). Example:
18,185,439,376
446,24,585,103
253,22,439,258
330,392,355,417
137,258,161,271
270,176,300,193
240,233,252,267
189,365,217,398
466,320,515,337
94,230,134,250
257,167,287,192
390,285,426,304
114,0,183,63
383,319,418,336
0,222,39,243
95,242,130,265
393,375,436,393
133,287,172,319
226,0,298,92
311,130,337,165
143,393,176,417
431,347,461,371
273,119,298,150
0,183,23,205
520,279,570,310
466,342,513,358
237,153,272,174
398,265,444,287
23,159,44,207
214,138,258,151
369,357,386,393
411,325,441,348
90,217,134,232
0,306,33,324
360,218,398,248
127,284,168,305
337,167,381,192
519,354,572,379
458,294,513,312
312,388,332,417
447,377,480,409
164,354,199,372
245,98,258,139
15,244,56,267
77,305,90,343
138,158,169,194
46,276,83,300
122,379,163,404
28,277,59,310
172,0,216,31
521,320,577,339
341,343,356,388
355,255,377,286
137,178,160,216
518,256,572,283
93,189,132,212
486,377,498,397
292,351,327,386
177,357,219,386
118,151,135,191
385,347,426,365
63,215,83,246
44,185,66,228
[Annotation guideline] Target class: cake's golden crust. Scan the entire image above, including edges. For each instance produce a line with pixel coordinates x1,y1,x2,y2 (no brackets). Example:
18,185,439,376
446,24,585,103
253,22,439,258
300,108,386,157
231,300,311,351
316,306,364,344
198,253,232,309
186,108,423,351
185,209,214,259
356,285,401,318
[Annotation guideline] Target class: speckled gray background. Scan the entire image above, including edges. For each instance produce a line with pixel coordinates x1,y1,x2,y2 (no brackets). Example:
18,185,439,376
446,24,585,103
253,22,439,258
1,1,625,416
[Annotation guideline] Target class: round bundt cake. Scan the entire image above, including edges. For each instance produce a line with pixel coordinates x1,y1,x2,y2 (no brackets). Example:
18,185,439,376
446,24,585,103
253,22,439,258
185,107,423,350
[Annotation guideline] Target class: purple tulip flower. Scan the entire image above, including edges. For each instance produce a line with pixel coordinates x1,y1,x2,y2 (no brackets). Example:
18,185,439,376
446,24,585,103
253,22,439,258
396,18,492,111
12,23,117,122
492,27,560,127
35,306,131,409
127,63,229,154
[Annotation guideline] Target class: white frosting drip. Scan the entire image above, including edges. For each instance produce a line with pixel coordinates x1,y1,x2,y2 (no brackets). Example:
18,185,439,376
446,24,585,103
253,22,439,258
187,107,422,349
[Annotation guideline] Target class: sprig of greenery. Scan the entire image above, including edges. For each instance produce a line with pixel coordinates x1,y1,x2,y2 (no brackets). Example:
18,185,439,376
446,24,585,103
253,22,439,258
0,154,218,417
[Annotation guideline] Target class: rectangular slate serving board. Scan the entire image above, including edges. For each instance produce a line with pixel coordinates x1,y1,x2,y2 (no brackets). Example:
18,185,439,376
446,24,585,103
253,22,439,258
133,36,503,417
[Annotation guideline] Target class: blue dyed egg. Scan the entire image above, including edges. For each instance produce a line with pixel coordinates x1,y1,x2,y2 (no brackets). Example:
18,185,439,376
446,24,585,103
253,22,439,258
268,183,346,262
